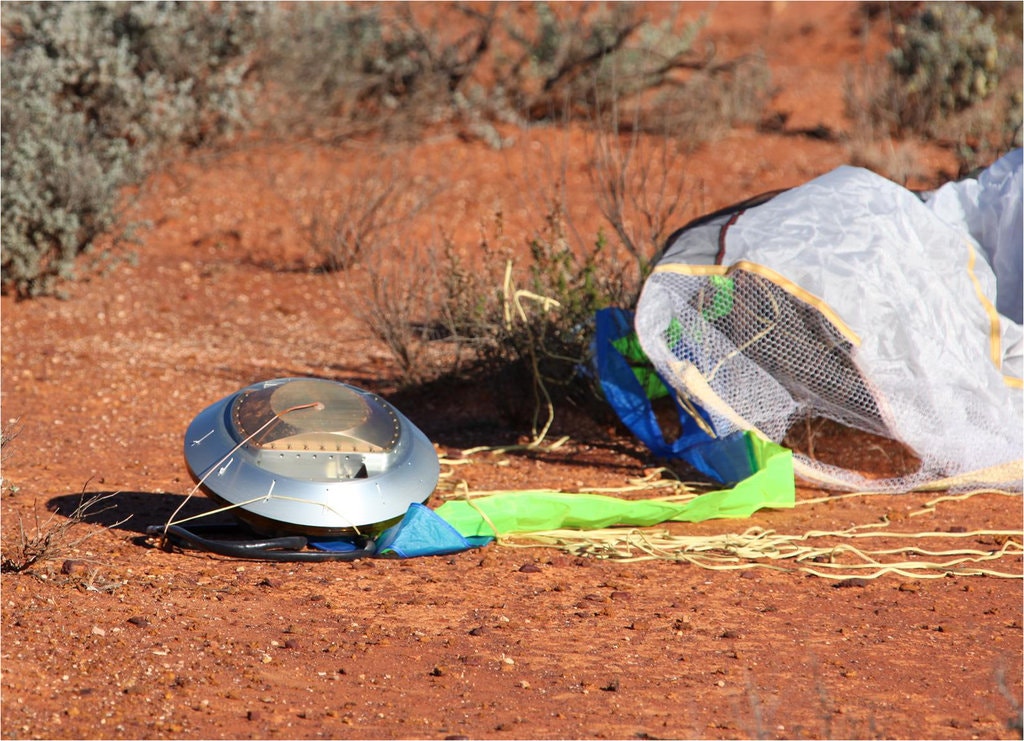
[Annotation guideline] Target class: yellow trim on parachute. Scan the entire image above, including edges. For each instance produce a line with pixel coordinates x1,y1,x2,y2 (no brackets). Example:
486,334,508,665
652,261,861,346
962,239,1021,389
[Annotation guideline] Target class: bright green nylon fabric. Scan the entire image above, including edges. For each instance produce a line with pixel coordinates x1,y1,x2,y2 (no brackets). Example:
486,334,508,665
610,331,670,400
435,435,794,538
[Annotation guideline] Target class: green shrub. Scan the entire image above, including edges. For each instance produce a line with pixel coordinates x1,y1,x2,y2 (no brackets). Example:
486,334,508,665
257,3,769,139
888,3,1004,129
411,201,639,435
846,1,1021,175
3,2,771,298
486,1,770,134
856,2,1019,141
1,1,262,298
255,3,495,141
2,77,135,298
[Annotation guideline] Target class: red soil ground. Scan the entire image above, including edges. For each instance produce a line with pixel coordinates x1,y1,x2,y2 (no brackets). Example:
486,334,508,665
2,3,1021,739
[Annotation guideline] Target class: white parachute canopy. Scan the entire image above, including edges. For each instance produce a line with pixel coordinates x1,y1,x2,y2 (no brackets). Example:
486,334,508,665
635,150,1023,492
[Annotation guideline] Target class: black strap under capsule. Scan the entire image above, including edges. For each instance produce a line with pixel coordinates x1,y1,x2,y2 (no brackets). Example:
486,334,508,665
146,523,376,562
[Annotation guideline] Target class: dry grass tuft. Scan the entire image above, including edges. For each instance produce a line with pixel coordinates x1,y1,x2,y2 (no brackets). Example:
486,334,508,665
0,490,127,574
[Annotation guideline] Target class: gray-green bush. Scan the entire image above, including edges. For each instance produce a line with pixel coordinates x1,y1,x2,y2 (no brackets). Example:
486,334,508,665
2,1,771,299
1,1,262,298
887,3,1004,128
255,3,495,141
850,1,1022,165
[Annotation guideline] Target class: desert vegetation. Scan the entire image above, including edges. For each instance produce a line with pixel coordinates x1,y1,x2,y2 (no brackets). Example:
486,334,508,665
2,5,1021,738
845,1,1022,174
2,1,1021,408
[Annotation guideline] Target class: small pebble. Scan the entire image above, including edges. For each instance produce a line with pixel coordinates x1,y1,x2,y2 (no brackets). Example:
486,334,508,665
833,577,869,589
61,560,88,576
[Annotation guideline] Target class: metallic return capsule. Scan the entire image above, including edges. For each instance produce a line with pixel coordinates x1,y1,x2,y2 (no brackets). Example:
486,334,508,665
183,378,439,536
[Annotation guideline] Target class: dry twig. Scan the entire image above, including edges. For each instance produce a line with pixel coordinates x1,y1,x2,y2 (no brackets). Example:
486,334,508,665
1,490,128,574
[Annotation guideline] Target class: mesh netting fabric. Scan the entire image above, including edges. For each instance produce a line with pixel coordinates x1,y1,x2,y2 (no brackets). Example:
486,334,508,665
637,271,1011,491
635,162,1023,493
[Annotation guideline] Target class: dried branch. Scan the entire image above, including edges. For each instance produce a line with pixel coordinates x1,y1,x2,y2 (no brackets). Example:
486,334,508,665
1,490,129,574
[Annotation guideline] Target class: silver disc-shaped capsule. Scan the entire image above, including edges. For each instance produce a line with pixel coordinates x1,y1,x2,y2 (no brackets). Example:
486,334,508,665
183,378,439,536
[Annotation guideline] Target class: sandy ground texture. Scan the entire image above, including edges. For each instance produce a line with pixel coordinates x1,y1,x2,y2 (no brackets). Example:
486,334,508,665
2,3,1021,739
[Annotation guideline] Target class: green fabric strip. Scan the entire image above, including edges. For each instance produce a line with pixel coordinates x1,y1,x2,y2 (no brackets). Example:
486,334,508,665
435,435,794,538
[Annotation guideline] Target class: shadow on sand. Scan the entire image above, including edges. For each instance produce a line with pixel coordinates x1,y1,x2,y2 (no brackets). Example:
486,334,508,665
46,489,235,537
